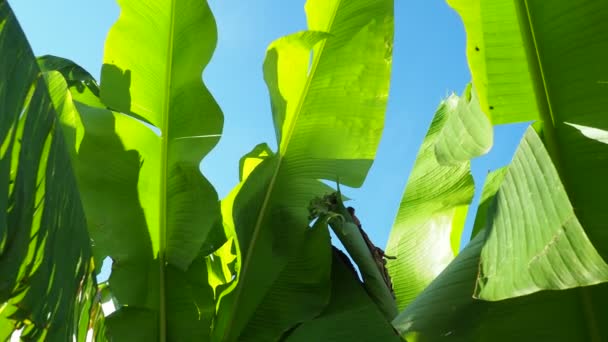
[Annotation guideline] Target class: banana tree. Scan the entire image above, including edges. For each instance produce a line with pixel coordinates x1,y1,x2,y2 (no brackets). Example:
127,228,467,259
5,0,607,340
1,0,399,340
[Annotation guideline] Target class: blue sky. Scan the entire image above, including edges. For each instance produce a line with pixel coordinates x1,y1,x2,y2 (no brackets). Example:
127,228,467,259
11,0,527,259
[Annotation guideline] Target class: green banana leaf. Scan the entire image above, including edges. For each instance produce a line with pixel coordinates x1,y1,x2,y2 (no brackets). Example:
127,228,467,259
44,56,223,341
210,143,273,330
391,0,608,339
448,0,608,300
393,128,608,341
385,84,492,309
38,0,226,339
238,218,332,341
476,127,608,300
98,0,224,338
38,54,104,108
468,167,505,240
213,0,394,340
396,232,608,342
0,3,102,340
284,250,402,342
447,0,539,125
100,0,224,272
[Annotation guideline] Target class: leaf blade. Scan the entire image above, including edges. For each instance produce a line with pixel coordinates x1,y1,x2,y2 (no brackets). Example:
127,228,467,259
477,128,608,300
386,85,491,309
215,0,394,339
0,4,101,339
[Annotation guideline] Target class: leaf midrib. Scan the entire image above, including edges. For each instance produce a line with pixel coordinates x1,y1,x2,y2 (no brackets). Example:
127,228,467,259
516,1,599,340
158,0,177,341
221,1,342,340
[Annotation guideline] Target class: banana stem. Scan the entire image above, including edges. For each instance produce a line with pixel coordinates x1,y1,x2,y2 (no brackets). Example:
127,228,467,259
326,199,398,321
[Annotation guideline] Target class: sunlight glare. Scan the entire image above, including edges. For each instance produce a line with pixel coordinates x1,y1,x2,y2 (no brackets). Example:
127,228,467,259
10,328,23,342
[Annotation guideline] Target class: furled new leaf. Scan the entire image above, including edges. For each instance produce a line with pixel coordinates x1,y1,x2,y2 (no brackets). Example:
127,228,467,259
315,192,398,320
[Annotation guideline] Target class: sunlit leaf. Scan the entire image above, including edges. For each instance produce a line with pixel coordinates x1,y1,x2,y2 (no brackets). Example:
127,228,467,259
394,128,608,341
214,0,394,340
285,251,401,342
39,0,226,339
0,3,101,340
446,0,539,124
477,128,608,300
469,167,506,240
386,85,491,309
449,0,608,299
446,7,608,282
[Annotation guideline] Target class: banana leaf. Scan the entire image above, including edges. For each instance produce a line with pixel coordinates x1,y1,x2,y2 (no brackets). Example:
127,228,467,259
213,0,394,340
394,127,608,341
0,3,102,340
386,85,492,309
38,0,226,339
448,0,608,300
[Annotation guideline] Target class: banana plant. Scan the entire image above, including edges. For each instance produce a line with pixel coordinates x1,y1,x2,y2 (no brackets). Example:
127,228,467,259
0,3,103,340
3,0,399,340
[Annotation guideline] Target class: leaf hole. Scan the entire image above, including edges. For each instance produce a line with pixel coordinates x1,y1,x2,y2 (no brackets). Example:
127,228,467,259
96,256,113,283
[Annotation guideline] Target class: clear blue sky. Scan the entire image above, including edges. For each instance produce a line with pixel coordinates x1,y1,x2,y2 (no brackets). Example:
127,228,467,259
11,0,527,257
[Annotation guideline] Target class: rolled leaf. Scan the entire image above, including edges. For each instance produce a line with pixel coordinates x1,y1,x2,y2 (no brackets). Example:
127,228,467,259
434,84,493,165
310,193,398,320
